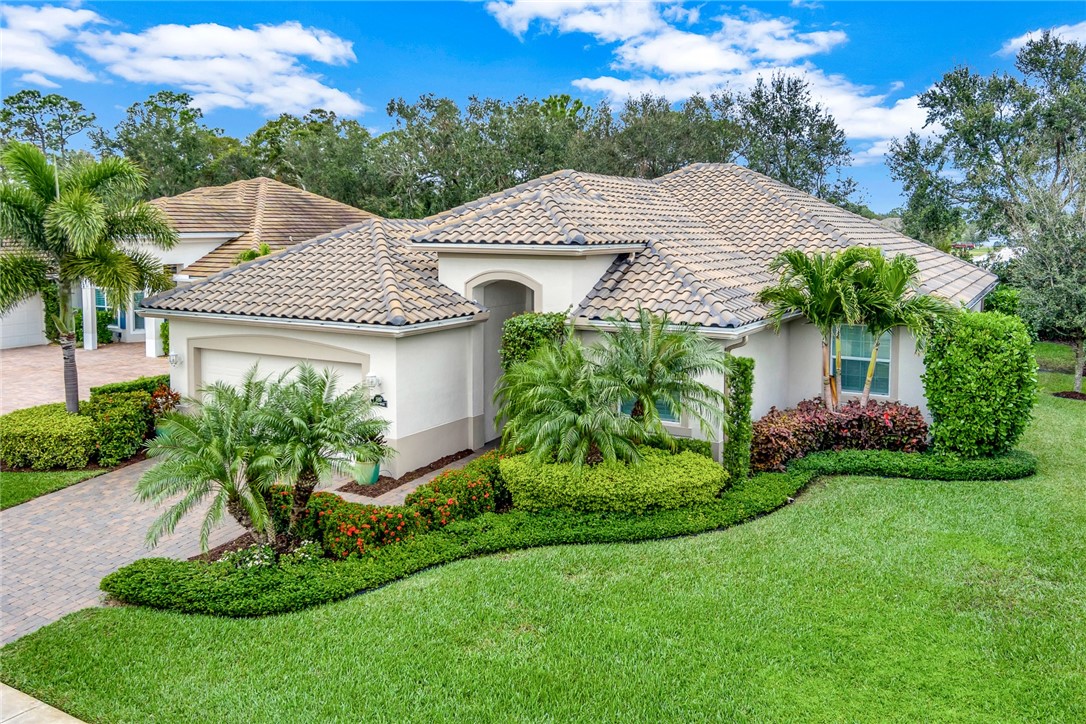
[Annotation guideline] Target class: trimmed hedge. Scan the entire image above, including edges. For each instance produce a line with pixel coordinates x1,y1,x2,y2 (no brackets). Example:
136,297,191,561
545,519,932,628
499,312,567,369
790,449,1037,481
722,356,755,481
923,312,1037,457
90,374,171,399
100,470,809,617
80,391,153,467
0,403,97,470
500,447,728,514
645,435,713,458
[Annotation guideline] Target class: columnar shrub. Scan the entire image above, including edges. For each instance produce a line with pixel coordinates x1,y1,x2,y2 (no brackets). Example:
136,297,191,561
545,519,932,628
751,398,928,472
81,391,154,466
500,447,728,514
923,311,1037,457
499,311,567,369
0,403,97,470
722,356,755,480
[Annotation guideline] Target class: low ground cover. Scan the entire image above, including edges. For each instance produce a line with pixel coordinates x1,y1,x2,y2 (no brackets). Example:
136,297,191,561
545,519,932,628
0,377,1080,722
1035,340,1077,373
0,470,103,510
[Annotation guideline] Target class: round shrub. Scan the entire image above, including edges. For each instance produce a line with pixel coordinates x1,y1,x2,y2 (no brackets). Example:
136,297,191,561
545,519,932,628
499,447,728,514
0,403,96,470
80,391,153,467
923,312,1037,457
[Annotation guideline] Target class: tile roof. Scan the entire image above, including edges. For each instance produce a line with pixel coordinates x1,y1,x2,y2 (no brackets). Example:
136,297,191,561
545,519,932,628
151,177,376,277
142,218,480,327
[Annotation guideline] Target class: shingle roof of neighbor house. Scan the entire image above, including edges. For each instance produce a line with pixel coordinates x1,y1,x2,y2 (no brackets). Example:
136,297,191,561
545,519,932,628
151,177,376,278
144,163,997,330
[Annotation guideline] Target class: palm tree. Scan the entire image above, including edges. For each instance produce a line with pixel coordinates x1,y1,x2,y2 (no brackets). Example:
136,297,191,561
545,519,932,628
265,364,392,539
494,337,641,466
756,247,876,411
853,253,957,404
595,308,733,441
0,142,176,412
136,371,280,551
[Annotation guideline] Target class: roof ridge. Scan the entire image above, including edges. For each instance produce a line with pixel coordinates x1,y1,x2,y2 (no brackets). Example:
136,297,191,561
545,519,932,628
536,191,587,244
249,178,270,245
641,242,740,327
370,219,409,326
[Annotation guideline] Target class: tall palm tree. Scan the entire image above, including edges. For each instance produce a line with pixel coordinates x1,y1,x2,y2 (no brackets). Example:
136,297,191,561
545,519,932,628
595,308,733,441
265,364,392,539
137,371,280,551
853,253,957,404
0,142,176,412
495,337,641,466
756,247,876,411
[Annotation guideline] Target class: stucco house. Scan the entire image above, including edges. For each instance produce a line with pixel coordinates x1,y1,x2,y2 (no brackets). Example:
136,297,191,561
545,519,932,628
141,163,997,477
0,177,375,352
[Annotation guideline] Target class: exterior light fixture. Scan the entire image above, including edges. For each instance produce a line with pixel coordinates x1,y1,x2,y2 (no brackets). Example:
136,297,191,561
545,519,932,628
168,352,184,367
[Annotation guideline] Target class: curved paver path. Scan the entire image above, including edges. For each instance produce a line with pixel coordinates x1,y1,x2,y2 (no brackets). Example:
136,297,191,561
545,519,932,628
0,459,242,645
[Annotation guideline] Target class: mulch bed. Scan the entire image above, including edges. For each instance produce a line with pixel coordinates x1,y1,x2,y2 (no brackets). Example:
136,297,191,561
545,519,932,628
338,448,475,497
1,449,149,474
189,533,256,563
1053,390,1086,401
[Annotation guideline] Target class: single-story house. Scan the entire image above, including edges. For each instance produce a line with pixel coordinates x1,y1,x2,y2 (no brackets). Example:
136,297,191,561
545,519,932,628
141,163,997,477
0,177,375,352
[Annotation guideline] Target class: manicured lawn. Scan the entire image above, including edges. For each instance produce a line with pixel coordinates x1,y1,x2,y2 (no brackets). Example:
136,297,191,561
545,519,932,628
0,470,103,510
1035,340,1077,374
2,376,1084,722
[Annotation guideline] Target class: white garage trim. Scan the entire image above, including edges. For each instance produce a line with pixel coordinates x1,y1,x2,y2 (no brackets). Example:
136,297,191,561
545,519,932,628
141,309,487,338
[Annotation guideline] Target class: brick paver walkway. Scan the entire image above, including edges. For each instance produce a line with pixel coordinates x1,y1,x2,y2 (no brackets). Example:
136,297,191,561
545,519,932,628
0,459,243,645
0,344,168,414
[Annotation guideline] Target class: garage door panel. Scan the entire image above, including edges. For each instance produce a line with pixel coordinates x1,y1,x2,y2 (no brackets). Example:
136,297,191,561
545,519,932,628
198,349,365,391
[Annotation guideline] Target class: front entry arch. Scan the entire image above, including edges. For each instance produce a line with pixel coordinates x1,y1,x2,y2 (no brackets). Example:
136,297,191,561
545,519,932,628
474,279,536,442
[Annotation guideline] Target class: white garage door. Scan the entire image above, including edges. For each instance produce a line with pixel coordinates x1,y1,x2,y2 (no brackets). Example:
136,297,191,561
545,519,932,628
198,349,365,391
0,295,47,350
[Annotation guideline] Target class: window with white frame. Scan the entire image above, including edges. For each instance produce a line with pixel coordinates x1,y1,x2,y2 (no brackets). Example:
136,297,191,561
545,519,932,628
132,291,146,330
620,398,680,423
832,326,891,396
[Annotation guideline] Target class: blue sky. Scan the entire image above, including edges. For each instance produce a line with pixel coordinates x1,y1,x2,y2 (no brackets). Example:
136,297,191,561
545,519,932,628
2,1,1083,212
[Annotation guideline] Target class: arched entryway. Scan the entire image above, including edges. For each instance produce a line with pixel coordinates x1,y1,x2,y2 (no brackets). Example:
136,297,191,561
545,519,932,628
469,276,538,442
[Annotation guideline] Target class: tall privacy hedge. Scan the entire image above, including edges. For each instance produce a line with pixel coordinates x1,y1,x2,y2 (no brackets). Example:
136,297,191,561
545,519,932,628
499,312,567,369
922,311,1036,458
722,356,754,481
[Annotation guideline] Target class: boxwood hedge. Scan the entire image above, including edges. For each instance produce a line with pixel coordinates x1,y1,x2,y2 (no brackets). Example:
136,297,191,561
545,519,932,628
0,403,97,470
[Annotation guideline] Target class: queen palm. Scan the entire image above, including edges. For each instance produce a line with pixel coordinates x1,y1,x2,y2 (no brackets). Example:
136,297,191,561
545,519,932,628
756,247,876,411
595,308,733,442
0,142,176,412
137,370,280,551
265,364,392,539
853,253,957,404
495,337,640,466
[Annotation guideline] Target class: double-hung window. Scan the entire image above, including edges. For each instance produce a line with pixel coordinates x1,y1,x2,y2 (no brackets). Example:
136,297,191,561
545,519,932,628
620,398,680,423
132,291,146,331
833,326,891,396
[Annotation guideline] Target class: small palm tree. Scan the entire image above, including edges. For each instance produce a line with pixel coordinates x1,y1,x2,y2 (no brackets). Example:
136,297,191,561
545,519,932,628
266,364,392,538
0,142,177,412
595,308,733,441
495,337,641,466
756,247,876,411
853,253,957,404
137,370,280,551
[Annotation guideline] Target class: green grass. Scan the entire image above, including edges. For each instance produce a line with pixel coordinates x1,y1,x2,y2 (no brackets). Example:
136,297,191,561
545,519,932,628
1035,341,1078,374
2,378,1084,722
0,470,102,510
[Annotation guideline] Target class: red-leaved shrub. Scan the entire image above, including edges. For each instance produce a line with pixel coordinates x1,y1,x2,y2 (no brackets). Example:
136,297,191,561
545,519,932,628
752,398,928,472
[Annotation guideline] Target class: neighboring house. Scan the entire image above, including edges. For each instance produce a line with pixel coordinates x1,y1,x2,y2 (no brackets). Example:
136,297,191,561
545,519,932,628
142,163,997,477
0,177,376,353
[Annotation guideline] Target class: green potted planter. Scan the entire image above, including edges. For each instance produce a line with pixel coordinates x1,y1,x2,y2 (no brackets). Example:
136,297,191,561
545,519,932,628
353,460,381,485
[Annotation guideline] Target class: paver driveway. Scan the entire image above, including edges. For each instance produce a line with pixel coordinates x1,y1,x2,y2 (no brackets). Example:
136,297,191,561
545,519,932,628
0,459,242,645
0,344,168,414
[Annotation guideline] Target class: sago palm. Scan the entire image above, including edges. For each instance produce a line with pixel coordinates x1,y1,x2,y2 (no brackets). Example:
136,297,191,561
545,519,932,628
595,308,733,442
137,370,280,551
0,142,176,412
265,363,392,538
495,337,641,466
756,247,876,410
853,253,957,404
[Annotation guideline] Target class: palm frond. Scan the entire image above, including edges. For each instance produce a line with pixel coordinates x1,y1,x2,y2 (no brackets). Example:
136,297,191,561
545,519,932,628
0,252,50,313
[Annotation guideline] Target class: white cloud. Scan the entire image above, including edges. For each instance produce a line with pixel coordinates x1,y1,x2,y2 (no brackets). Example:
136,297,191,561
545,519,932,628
488,1,926,147
789,0,824,10
0,4,103,83
76,20,365,115
999,20,1086,56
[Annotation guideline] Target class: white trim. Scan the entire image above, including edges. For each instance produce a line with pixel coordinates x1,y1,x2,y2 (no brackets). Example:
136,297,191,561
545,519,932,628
137,308,489,338
573,316,781,340
414,242,644,256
